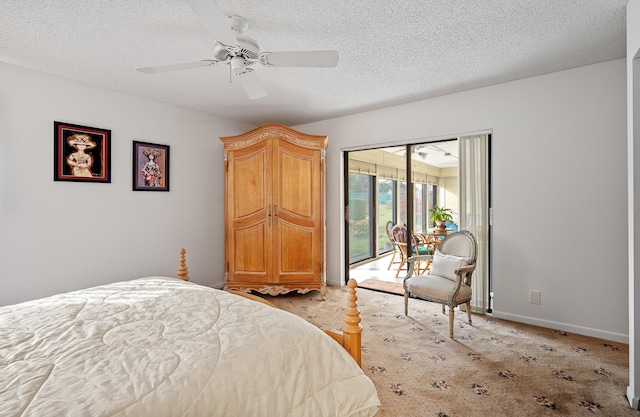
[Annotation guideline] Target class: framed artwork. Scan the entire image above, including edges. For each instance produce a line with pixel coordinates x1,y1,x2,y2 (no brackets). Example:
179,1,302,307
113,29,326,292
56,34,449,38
132,141,170,191
54,121,111,183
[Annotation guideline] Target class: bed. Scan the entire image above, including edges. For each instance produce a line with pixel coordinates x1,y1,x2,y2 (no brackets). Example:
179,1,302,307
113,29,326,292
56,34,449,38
0,249,380,417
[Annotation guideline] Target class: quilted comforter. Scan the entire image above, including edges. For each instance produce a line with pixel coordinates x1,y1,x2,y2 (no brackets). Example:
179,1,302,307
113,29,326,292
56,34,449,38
0,277,380,417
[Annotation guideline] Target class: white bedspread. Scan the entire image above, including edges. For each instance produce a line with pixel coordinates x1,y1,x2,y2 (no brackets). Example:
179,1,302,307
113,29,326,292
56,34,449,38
0,277,380,417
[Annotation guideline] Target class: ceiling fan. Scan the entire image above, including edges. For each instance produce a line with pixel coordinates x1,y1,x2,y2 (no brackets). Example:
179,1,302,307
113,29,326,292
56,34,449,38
136,0,339,100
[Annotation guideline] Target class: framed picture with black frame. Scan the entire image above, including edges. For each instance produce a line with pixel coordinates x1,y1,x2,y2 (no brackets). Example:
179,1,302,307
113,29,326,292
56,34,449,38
132,141,170,191
53,121,111,183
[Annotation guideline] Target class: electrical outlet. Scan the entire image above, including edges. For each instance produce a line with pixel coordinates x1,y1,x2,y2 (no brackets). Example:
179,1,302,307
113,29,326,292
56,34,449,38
529,290,541,305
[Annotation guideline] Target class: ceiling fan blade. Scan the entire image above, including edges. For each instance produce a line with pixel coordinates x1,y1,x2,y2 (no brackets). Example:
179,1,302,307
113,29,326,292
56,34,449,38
184,0,237,47
136,60,213,74
237,69,267,100
259,50,339,67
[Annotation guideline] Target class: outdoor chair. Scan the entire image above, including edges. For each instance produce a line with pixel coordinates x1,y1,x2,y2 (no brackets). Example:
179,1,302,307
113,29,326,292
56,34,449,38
391,224,432,277
403,230,477,338
385,221,401,270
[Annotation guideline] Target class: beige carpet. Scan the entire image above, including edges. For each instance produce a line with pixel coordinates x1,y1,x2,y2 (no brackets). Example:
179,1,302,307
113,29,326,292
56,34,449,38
267,286,636,417
357,279,404,296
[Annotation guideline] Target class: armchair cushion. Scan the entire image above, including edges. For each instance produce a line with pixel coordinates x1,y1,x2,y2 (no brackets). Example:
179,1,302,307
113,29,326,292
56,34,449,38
429,250,470,281
406,274,472,304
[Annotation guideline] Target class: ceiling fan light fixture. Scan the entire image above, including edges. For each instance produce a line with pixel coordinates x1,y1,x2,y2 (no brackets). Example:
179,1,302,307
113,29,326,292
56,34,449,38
230,56,245,72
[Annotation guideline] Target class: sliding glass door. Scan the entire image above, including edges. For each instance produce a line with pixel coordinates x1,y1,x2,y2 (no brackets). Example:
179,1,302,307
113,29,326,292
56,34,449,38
346,137,491,317
378,179,396,255
347,141,460,268
348,172,374,263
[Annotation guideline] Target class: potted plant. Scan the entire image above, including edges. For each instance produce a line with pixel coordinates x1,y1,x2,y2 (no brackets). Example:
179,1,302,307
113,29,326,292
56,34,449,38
430,205,453,230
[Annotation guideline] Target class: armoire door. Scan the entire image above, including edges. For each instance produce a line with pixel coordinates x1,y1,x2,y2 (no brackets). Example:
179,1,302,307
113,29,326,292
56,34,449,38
225,139,273,284
272,139,324,283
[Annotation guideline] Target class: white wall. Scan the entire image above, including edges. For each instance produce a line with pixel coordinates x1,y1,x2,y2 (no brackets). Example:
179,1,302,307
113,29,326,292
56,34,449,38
296,59,628,342
1,59,628,343
0,62,253,306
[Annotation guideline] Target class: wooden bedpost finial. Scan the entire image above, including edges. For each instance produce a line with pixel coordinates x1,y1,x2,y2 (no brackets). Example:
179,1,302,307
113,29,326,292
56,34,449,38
323,278,364,366
342,278,362,366
177,248,190,281
343,279,362,332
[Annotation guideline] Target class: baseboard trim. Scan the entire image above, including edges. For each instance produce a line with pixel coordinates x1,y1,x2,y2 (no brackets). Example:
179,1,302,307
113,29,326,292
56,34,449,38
492,310,628,344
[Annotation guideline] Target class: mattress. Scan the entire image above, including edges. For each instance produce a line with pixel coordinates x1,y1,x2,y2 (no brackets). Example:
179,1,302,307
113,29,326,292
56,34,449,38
0,277,380,417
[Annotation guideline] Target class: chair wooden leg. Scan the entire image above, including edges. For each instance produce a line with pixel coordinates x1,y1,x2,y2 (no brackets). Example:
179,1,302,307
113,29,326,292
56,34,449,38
449,308,455,338
420,260,432,275
395,258,405,277
387,250,397,270
417,259,430,275
466,301,472,326
404,292,409,315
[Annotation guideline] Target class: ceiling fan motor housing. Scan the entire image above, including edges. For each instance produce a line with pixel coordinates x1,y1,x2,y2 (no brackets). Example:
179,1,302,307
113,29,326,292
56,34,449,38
212,34,259,62
212,14,260,63
234,34,260,59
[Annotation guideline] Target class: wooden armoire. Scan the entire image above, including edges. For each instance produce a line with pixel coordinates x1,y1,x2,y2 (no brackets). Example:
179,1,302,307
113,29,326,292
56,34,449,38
220,124,327,299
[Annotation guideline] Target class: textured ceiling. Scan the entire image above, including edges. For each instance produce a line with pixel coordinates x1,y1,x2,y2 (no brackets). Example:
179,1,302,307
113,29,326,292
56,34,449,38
0,0,628,126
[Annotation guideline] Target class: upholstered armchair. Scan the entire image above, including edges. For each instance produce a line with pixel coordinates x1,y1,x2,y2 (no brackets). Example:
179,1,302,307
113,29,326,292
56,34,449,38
403,230,477,338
